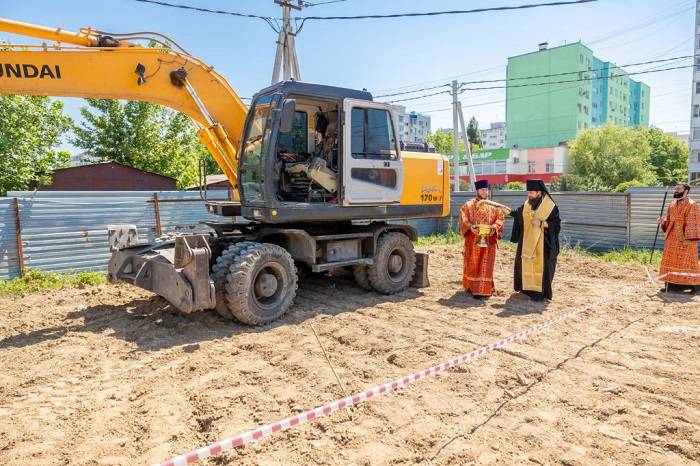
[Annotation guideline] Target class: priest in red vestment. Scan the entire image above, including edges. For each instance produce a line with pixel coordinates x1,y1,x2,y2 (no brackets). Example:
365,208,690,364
658,183,700,293
459,180,504,300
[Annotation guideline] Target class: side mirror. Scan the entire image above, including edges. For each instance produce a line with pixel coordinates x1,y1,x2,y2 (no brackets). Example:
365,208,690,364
280,99,296,133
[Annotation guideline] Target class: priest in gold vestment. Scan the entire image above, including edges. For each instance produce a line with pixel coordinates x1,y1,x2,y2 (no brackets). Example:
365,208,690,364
509,179,561,301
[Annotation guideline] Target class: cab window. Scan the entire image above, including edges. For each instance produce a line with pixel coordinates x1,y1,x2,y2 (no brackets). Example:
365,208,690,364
277,111,308,154
350,108,397,160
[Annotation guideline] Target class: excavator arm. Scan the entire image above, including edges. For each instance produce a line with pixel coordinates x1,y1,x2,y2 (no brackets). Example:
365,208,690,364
0,17,247,188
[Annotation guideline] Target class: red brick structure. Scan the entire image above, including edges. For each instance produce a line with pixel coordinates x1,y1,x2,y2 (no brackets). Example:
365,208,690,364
39,161,176,191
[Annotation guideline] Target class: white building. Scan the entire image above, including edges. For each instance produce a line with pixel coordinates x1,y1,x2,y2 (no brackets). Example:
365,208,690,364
391,105,431,143
689,2,700,182
479,122,507,150
69,152,96,166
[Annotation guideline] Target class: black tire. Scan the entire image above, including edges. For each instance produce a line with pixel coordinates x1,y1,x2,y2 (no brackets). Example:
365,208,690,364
367,232,416,295
353,266,373,291
225,243,298,325
209,236,237,268
210,241,256,319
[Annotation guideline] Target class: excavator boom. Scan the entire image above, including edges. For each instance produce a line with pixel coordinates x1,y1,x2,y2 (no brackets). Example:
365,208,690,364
0,17,247,187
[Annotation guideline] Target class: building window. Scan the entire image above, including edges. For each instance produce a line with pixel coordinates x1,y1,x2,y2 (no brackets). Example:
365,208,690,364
528,161,536,173
697,58,700,71
580,54,583,64
696,82,700,94
545,161,554,173
584,105,589,115
693,128,700,140
577,103,582,113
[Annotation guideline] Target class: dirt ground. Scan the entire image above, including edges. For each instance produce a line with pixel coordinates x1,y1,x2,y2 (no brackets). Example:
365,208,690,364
0,244,698,466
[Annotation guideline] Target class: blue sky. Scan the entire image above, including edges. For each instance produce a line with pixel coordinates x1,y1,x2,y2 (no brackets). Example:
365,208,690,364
0,0,695,152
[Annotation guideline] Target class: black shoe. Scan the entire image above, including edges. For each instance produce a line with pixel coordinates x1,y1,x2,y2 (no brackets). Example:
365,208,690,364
473,295,488,301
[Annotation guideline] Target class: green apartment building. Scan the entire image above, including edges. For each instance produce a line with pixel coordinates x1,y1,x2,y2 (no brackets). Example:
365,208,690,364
506,42,650,149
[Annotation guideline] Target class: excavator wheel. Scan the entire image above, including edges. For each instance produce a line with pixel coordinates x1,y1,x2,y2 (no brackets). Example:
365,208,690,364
368,232,416,295
352,266,373,291
210,241,257,319
225,243,298,325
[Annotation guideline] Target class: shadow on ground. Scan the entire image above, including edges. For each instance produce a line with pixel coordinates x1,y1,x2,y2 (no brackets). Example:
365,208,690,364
0,271,422,352
492,292,550,317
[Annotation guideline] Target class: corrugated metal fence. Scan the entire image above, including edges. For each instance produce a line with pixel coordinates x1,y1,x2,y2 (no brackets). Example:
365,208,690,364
0,188,686,280
0,191,228,279
441,191,631,249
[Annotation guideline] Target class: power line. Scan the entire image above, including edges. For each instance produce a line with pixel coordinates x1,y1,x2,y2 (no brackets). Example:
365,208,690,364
375,83,450,99
460,63,694,91
134,0,275,20
460,54,696,87
384,90,451,104
381,54,696,101
372,65,505,94
298,0,599,23
303,0,349,6
384,62,693,104
587,1,693,47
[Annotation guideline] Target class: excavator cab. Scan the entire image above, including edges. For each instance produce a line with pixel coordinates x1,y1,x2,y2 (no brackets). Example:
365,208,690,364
225,81,405,224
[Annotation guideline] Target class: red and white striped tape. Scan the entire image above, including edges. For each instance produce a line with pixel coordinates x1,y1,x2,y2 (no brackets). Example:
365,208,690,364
153,279,654,466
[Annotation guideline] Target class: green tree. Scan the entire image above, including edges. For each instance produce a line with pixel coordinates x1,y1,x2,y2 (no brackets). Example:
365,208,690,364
503,181,524,190
0,95,72,195
72,99,219,189
426,130,459,154
612,180,649,192
568,125,657,191
467,116,482,147
426,129,481,158
644,127,688,184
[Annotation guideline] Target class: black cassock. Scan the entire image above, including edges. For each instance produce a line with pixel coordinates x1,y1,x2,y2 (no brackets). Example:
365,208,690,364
509,197,561,300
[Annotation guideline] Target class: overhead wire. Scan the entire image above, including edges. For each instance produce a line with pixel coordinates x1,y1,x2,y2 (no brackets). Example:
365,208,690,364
297,0,598,24
459,63,694,92
586,0,693,46
377,54,697,100
384,61,694,103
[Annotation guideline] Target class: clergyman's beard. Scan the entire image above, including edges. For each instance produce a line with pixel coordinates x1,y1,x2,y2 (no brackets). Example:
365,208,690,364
476,193,488,200
528,196,542,208
673,192,685,199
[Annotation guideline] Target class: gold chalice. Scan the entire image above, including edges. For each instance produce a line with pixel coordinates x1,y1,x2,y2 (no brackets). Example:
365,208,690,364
475,224,492,248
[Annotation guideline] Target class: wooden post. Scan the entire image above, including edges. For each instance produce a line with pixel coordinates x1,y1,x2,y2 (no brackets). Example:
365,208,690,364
153,192,163,237
12,197,25,276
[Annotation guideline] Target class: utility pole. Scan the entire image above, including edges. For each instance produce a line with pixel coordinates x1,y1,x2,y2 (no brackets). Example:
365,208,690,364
272,0,303,83
457,102,477,192
451,80,476,192
451,80,460,192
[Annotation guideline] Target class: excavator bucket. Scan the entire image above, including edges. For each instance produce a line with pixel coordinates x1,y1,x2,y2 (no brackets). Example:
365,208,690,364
107,225,216,313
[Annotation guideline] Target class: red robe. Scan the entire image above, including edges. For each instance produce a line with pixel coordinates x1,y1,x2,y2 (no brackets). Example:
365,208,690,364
659,197,700,286
459,198,505,296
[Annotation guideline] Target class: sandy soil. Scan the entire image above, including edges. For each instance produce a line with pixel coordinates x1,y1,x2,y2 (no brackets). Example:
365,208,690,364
0,245,698,466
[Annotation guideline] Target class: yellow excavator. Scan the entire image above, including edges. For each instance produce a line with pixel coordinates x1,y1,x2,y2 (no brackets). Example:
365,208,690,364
0,17,450,325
